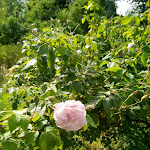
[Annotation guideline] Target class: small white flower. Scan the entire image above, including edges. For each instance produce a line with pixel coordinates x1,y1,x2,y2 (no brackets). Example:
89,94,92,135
128,42,134,49
32,28,38,33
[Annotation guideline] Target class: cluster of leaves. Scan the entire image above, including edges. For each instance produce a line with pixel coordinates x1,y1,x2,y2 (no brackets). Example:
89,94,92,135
0,1,150,149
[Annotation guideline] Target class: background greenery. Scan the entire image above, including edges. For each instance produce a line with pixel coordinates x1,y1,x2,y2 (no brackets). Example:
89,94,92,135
0,0,117,83
0,0,150,149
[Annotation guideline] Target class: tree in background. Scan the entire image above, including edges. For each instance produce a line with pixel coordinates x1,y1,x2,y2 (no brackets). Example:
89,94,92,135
0,0,118,45
98,0,117,18
25,0,58,21
0,0,27,44
57,0,117,34
0,0,25,17
128,0,150,13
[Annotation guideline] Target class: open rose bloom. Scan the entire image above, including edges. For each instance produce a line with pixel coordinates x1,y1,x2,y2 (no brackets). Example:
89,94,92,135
53,100,87,132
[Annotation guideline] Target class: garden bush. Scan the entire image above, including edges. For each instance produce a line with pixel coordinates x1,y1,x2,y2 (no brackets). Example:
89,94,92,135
0,16,27,45
0,1,150,149
0,44,24,86
0,44,23,68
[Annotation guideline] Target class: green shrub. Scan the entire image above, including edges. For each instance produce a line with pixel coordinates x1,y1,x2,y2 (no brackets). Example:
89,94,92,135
0,44,23,68
0,16,27,45
0,2,150,150
0,44,24,85
25,0,58,21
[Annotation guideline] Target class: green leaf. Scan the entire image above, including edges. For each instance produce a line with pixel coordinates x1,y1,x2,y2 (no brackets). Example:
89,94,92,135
82,17,86,24
36,74,43,84
47,48,55,72
98,24,105,33
25,131,39,145
86,114,97,128
40,89,55,99
37,56,48,71
49,84,57,93
146,0,150,6
146,76,150,83
39,132,60,150
2,140,18,150
126,72,134,79
141,52,148,67
51,129,63,149
38,44,49,56
32,113,40,122
100,60,109,67
20,117,28,131
103,97,114,115
22,59,37,72
12,102,18,110
122,16,132,25
87,2,93,10
134,15,140,25
112,95,122,108
107,67,122,72
34,95,40,105
37,120,46,130
114,69,124,78
8,114,20,132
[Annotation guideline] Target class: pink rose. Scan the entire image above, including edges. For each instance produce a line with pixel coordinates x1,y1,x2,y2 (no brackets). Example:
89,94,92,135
127,42,134,49
53,100,87,131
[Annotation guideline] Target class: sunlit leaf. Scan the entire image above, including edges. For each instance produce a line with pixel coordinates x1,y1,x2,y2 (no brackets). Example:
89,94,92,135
122,16,132,25
82,17,86,24
32,113,40,122
107,67,123,72
141,52,148,67
22,59,37,71
146,0,150,6
98,24,105,33
134,15,140,25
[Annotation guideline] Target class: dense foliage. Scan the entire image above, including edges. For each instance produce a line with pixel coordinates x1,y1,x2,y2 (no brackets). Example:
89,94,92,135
0,0,150,149
0,0,117,83
0,0,117,45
